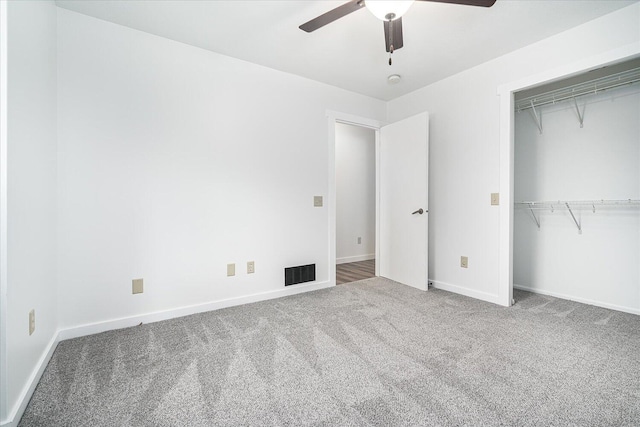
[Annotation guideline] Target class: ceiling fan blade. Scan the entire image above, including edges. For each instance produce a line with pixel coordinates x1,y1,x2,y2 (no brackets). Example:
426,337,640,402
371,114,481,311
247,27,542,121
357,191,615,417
416,0,496,7
299,0,365,33
383,18,404,53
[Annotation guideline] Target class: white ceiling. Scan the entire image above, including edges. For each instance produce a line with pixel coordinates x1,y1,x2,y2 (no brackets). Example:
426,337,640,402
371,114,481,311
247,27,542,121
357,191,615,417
55,0,637,101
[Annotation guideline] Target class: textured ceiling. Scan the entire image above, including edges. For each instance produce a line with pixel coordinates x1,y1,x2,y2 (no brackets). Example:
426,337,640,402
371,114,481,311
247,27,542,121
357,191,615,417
56,0,637,101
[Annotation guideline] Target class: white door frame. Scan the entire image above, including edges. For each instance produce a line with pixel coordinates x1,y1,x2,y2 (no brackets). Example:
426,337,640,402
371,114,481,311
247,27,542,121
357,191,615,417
327,111,383,284
0,0,9,422
497,44,640,307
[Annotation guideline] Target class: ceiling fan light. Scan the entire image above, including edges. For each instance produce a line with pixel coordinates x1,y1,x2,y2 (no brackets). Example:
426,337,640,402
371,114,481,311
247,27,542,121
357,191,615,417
365,0,414,21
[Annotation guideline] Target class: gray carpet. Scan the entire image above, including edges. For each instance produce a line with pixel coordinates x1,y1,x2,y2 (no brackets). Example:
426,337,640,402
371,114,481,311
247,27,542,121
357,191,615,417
19,278,640,426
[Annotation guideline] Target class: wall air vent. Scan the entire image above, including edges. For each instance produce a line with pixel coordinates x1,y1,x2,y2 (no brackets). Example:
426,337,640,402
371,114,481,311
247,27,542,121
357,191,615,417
285,264,316,286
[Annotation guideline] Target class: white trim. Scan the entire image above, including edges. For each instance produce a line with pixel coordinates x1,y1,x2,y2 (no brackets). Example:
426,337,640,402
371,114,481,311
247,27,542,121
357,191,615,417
326,110,383,283
423,113,430,291
513,284,640,316
327,114,337,288
1,335,59,427
497,43,640,312
374,130,380,277
431,280,503,306
497,89,514,308
326,110,384,130
336,254,375,265
58,280,333,341
0,0,9,424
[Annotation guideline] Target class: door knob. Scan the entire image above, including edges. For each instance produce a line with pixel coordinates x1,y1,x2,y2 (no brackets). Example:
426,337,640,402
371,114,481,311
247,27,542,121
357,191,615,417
412,208,424,215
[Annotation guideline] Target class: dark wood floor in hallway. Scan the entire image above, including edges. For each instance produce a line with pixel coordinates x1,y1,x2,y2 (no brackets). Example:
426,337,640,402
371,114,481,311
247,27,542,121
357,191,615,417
336,259,375,285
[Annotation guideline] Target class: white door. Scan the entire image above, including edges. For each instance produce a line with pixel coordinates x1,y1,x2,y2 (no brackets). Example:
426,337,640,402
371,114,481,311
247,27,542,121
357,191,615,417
379,112,429,290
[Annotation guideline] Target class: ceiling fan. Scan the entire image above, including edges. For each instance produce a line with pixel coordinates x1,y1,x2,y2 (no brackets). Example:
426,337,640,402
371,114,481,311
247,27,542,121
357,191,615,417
300,0,496,65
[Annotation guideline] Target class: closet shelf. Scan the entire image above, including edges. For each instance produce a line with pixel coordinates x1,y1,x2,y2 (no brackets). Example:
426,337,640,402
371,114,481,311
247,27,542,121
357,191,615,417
516,67,640,112
515,66,640,133
516,199,640,209
515,199,640,233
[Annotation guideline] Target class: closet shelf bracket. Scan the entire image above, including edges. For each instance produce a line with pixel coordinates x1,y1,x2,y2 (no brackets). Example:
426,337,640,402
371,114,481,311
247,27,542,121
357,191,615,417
572,96,585,128
529,100,543,134
565,202,582,234
528,203,540,229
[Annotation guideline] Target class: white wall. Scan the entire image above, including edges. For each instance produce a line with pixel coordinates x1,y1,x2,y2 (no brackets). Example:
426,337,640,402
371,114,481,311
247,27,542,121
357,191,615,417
386,3,640,304
335,123,375,264
514,86,640,313
4,0,58,424
56,9,386,330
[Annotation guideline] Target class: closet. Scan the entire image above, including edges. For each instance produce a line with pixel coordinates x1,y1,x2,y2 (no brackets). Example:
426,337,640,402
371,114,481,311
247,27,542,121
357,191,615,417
513,58,640,314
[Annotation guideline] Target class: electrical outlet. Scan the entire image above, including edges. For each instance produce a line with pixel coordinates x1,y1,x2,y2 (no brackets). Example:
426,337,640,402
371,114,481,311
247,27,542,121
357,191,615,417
314,196,323,207
29,309,35,335
227,263,235,277
461,256,469,268
357,237,362,244
491,193,500,206
132,278,144,294
247,261,255,274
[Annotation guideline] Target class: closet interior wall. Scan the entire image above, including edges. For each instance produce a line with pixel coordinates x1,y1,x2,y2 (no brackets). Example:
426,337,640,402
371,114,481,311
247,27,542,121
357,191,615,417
514,80,640,314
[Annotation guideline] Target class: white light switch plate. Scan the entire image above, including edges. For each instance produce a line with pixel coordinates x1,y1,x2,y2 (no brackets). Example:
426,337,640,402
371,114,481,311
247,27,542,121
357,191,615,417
491,193,500,206
227,263,235,277
314,196,323,207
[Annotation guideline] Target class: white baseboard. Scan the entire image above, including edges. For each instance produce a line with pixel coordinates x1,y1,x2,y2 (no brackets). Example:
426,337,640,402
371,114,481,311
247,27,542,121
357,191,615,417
336,254,375,265
430,280,503,306
58,280,334,341
3,281,333,426
513,284,640,316
1,333,59,427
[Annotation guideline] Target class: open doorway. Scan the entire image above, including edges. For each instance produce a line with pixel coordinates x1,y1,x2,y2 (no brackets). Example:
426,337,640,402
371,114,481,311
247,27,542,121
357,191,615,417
328,111,429,290
335,123,376,285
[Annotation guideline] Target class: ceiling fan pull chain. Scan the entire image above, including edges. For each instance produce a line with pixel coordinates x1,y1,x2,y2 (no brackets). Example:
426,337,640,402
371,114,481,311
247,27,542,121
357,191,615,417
388,18,394,66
